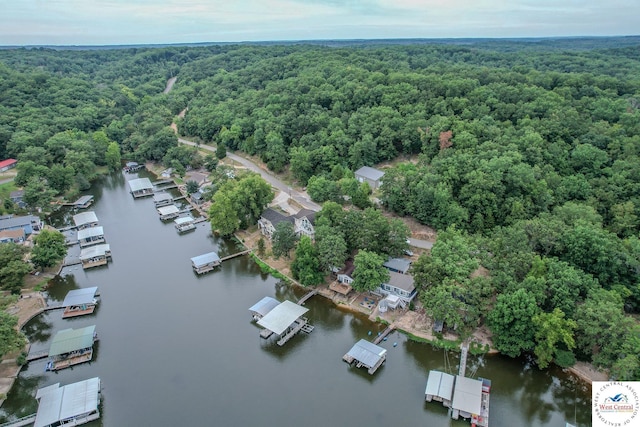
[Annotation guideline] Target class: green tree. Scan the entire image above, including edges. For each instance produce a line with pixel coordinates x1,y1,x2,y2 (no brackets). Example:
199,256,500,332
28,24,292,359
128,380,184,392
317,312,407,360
316,232,348,272
272,221,297,259
209,191,240,236
47,164,75,194
23,177,56,210
0,311,26,358
105,142,122,172
488,288,539,357
420,282,467,332
532,308,577,369
31,229,68,270
352,250,389,293
185,180,199,194
291,236,323,286
0,243,31,294
216,143,227,160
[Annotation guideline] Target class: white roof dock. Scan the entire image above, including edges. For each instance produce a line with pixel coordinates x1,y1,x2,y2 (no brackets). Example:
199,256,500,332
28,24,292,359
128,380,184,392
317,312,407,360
257,300,308,335
174,216,195,226
72,195,94,208
127,177,153,193
425,370,455,403
49,325,96,357
34,377,101,427
77,226,104,241
452,375,483,417
73,211,98,228
153,192,173,203
62,287,98,307
157,205,180,216
191,252,221,268
345,339,387,369
79,244,110,261
249,296,280,318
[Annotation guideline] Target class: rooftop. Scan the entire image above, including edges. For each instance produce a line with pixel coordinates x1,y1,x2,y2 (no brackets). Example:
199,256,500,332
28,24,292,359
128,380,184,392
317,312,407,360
0,158,17,169
249,296,280,317
0,228,25,240
354,166,385,181
0,215,40,230
34,377,101,427
257,300,309,335
452,375,483,415
73,211,98,227
157,205,180,215
79,244,110,260
174,216,195,225
345,339,387,368
77,226,104,240
127,177,153,192
73,195,94,206
261,208,294,226
425,370,455,401
153,192,173,202
62,287,99,307
190,252,220,267
386,271,415,293
49,325,96,357
383,257,412,274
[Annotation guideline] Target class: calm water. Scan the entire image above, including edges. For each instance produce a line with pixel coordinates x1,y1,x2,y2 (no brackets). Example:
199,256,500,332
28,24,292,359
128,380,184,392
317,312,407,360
0,172,592,426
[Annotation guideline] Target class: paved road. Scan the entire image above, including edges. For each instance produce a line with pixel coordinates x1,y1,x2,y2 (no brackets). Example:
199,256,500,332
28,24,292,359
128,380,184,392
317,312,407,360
178,138,321,212
408,237,434,250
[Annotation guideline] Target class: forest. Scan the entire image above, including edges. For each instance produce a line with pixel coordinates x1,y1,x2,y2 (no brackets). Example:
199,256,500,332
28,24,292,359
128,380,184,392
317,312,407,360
0,37,639,379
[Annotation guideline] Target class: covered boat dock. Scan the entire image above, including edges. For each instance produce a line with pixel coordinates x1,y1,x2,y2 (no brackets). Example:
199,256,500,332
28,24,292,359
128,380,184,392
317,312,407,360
157,204,180,220
425,370,455,407
34,377,101,427
153,192,174,207
79,243,111,269
257,300,313,346
249,296,280,321
47,325,97,371
77,226,105,248
342,339,387,375
451,375,483,421
175,215,196,232
191,251,221,274
72,211,98,230
62,287,99,319
72,195,94,209
128,177,154,198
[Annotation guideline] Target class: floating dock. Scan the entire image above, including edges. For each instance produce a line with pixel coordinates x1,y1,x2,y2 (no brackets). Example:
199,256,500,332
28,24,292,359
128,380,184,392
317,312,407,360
343,339,387,375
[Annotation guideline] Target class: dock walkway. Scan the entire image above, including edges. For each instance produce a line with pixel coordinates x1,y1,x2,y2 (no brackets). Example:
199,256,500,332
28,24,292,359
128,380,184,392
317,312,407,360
458,343,468,376
26,350,48,362
219,249,251,262
0,414,37,427
373,325,395,345
297,289,317,305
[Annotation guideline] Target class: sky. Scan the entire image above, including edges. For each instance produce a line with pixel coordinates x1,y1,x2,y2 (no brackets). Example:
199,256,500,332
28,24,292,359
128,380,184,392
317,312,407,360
1,0,638,46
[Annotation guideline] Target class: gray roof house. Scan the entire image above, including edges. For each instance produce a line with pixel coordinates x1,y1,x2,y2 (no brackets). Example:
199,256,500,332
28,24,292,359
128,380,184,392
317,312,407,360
294,209,316,240
355,166,385,190
9,190,26,208
0,215,42,235
257,208,294,240
383,257,412,275
377,271,417,307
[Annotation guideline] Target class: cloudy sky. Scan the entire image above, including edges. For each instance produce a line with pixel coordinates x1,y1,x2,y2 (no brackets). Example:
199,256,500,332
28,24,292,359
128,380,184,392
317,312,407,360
1,0,638,46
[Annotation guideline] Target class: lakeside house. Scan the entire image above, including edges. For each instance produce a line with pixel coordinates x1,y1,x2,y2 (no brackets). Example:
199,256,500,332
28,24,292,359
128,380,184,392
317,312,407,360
354,166,385,190
174,215,196,233
329,259,355,296
257,208,294,240
127,177,154,198
0,214,42,235
153,192,173,207
34,377,101,427
0,228,26,244
256,300,313,346
293,209,316,240
79,244,111,269
190,251,221,274
0,158,17,172
46,325,98,371
190,190,204,206
383,257,412,274
377,271,417,309
9,190,25,208
61,287,99,318
73,211,99,230
77,226,105,248
342,339,387,375
72,195,94,209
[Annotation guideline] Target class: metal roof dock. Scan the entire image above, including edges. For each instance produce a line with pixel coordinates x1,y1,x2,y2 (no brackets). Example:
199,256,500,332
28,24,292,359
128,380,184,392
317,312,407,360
72,195,94,209
127,177,154,198
49,325,97,357
249,296,280,320
77,226,105,248
62,287,98,308
342,339,387,375
72,211,98,229
157,204,180,220
451,375,483,421
425,370,455,407
153,192,174,207
34,377,101,427
257,300,312,346
190,252,221,274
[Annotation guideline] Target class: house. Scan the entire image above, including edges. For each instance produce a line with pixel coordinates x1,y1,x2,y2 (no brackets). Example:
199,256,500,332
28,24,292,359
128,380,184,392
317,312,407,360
257,208,294,239
377,271,417,307
342,339,387,375
0,215,42,235
73,211,99,230
127,178,154,198
336,259,355,285
383,257,412,275
34,377,101,427
190,190,204,206
9,190,25,208
46,325,98,371
191,251,221,274
354,166,385,190
294,209,316,240
77,226,105,248
0,228,26,244
425,370,455,407
0,158,17,172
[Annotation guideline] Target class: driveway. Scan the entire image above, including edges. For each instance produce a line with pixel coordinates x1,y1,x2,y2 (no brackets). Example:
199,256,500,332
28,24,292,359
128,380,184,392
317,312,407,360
407,238,434,249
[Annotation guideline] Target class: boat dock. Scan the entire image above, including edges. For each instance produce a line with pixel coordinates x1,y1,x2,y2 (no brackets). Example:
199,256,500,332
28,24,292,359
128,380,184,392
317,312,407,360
0,414,37,427
297,289,317,305
373,325,395,345
458,342,468,376
219,249,251,262
26,350,49,362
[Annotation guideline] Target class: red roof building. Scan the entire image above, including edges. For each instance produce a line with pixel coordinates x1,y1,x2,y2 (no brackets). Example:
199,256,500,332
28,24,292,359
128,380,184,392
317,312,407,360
0,159,17,172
